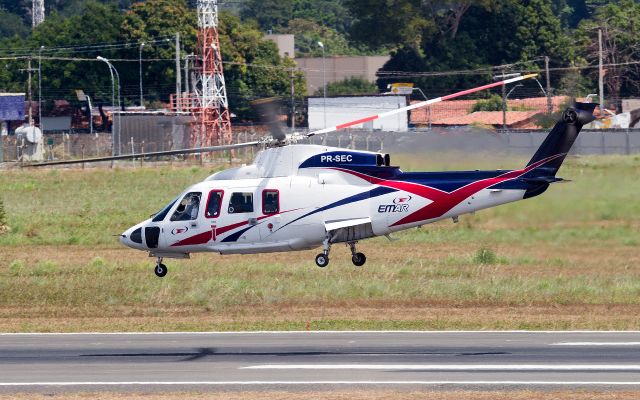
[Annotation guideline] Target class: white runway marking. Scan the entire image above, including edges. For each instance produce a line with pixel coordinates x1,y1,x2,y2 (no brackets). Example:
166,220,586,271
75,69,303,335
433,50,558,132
1,381,640,387
242,364,640,371
551,342,640,346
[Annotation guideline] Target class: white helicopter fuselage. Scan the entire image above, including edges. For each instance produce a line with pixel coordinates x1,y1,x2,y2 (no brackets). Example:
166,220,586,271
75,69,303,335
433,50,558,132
120,144,529,260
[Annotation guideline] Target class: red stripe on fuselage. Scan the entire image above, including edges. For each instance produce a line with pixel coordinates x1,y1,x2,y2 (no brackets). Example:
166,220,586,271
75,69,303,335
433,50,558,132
169,209,300,247
330,153,564,227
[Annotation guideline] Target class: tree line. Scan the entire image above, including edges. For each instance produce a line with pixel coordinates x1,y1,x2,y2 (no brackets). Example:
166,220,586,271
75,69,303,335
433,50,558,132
0,0,639,119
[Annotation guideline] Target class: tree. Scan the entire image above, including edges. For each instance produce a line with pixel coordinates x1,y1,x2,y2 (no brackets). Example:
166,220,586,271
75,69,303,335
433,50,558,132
315,77,378,96
576,0,640,103
217,12,306,119
0,9,29,38
120,0,198,103
240,0,354,34
290,0,354,34
240,0,294,32
345,0,432,50
471,94,503,111
27,1,125,107
515,0,572,63
282,18,369,57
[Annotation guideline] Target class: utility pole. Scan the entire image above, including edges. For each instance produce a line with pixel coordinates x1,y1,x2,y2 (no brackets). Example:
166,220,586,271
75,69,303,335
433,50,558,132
28,58,33,126
175,32,182,111
38,46,44,130
290,69,295,131
544,56,552,114
20,58,38,126
501,71,506,131
139,42,145,107
598,28,605,117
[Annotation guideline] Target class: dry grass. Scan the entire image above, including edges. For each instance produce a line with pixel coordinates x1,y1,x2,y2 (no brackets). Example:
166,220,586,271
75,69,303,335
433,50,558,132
0,155,639,332
2,391,640,400
1,240,640,332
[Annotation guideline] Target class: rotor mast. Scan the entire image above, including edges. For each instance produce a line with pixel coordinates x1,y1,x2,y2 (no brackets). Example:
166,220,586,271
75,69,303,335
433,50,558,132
190,0,232,147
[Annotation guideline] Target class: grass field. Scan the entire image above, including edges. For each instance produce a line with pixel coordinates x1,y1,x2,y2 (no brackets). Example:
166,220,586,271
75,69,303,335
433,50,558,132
0,154,639,332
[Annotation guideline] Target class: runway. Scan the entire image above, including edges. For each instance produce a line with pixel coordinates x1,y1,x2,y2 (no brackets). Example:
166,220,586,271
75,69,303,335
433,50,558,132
1,331,640,391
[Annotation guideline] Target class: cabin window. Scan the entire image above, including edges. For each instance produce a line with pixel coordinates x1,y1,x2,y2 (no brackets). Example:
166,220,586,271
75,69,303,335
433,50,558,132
170,192,201,221
262,189,279,215
228,192,254,214
205,190,224,218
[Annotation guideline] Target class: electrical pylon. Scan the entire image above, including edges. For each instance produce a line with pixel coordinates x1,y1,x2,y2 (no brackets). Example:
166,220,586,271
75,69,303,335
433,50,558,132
190,0,232,147
32,0,45,27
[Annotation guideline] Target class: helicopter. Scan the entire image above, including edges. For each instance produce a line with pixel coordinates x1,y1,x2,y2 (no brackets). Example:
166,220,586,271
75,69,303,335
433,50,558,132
30,74,596,277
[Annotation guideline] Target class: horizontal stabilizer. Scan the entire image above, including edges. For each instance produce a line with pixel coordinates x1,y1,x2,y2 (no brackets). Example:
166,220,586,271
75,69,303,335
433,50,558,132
522,176,565,184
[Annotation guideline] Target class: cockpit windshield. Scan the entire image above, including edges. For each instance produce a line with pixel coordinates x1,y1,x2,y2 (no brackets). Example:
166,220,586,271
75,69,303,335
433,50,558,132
151,197,178,222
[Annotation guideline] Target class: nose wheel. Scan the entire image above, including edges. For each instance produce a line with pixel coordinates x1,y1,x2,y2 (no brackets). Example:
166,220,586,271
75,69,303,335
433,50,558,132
315,253,329,267
154,258,167,278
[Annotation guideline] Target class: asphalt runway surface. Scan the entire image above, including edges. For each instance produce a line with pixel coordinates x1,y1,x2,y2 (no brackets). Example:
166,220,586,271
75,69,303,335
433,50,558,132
1,331,640,392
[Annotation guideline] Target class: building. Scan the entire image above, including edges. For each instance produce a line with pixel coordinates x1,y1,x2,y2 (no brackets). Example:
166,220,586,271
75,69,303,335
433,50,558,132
308,95,407,132
296,56,390,95
0,93,25,135
264,34,295,58
410,96,570,129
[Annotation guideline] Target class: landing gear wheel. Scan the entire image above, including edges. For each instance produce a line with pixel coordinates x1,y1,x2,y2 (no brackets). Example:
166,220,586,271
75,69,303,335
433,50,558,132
351,252,366,267
315,254,329,268
154,263,168,278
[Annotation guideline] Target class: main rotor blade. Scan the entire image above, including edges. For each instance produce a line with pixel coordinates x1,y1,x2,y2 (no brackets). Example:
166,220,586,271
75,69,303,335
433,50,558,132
307,73,538,137
251,97,287,141
24,140,264,167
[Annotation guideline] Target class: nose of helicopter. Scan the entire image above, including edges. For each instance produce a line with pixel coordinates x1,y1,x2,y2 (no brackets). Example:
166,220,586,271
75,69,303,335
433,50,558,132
120,224,145,250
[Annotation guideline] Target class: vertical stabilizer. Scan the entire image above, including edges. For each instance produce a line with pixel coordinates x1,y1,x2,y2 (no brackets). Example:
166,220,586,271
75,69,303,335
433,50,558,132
526,102,596,176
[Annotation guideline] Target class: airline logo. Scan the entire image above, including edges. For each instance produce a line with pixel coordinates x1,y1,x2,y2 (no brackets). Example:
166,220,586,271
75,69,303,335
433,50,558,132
171,227,189,235
393,195,412,204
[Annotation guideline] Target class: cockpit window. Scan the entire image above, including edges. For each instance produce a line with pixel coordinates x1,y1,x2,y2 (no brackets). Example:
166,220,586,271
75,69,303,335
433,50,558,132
228,192,253,214
151,197,178,222
170,192,201,221
205,190,223,218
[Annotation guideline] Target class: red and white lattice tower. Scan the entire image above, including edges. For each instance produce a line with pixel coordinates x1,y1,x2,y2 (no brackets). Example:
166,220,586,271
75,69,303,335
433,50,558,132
32,0,45,27
191,0,232,147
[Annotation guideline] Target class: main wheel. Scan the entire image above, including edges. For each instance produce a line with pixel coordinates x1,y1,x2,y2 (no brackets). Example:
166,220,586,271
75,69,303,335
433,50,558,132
154,263,168,278
351,252,366,267
315,254,329,268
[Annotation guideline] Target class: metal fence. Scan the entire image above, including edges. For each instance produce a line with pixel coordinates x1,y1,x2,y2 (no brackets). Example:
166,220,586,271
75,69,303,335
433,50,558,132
2,128,640,165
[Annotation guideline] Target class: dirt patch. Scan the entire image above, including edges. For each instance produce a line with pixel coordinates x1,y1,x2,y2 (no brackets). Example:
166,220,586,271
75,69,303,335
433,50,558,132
2,303,639,332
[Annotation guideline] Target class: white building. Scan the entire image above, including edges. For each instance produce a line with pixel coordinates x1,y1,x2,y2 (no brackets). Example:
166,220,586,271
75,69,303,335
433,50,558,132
308,96,408,132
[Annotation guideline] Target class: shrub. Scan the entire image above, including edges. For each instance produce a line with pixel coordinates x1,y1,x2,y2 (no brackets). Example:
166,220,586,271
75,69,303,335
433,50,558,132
0,198,9,235
471,95,503,112
473,247,498,265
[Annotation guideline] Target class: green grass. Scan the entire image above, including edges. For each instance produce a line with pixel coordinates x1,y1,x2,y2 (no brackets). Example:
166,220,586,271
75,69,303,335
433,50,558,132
0,166,224,246
1,155,639,247
0,154,639,331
